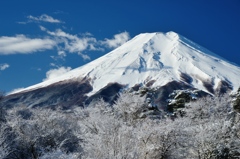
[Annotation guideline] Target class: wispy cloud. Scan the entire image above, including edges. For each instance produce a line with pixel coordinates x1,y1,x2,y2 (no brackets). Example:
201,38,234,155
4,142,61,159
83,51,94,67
9,21,130,59
101,32,130,48
57,50,66,57
0,63,10,71
0,35,56,55
27,14,63,23
78,52,91,60
40,26,99,60
40,27,130,60
53,10,68,15
43,66,72,81
17,21,27,25
47,29,96,52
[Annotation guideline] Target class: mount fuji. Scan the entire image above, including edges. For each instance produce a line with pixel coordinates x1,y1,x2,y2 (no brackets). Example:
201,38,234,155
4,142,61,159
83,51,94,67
2,31,240,109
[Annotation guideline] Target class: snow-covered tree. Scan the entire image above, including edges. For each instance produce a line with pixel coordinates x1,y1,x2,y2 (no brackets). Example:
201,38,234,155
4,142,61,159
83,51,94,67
173,94,240,158
0,90,239,158
39,149,79,159
3,106,81,159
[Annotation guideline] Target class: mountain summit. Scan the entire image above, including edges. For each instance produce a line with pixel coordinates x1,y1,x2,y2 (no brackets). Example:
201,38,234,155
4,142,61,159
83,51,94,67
3,31,240,108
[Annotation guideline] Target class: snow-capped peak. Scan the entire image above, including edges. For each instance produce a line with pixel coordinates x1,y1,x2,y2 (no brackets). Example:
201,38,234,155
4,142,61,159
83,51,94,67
11,31,240,95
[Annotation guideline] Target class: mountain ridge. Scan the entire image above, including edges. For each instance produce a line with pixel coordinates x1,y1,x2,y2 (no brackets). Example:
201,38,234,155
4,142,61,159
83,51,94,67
11,31,240,95
3,31,240,108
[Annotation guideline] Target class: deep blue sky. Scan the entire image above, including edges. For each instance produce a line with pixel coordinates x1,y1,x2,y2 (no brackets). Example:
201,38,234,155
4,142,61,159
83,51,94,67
0,0,240,93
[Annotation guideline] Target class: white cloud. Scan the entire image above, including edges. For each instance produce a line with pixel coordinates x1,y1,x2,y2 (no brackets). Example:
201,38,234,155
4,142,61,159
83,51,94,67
58,50,66,57
17,21,27,25
46,29,78,40
40,25,47,31
0,35,56,54
40,26,131,60
27,14,63,23
43,66,72,81
42,28,99,60
101,32,130,48
78,52,91,61
0,63,10,71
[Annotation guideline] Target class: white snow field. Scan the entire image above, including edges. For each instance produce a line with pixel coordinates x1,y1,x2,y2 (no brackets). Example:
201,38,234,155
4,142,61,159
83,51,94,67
11,31,240,95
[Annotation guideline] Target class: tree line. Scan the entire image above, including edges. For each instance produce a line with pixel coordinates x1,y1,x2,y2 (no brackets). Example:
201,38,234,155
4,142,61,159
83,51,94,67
0,92,239,158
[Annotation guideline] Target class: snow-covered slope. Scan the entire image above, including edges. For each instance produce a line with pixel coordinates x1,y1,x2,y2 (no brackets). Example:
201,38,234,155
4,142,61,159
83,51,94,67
11,31,240,95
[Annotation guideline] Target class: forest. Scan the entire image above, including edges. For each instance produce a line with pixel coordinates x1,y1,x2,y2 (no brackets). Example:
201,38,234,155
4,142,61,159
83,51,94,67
0,91,239,159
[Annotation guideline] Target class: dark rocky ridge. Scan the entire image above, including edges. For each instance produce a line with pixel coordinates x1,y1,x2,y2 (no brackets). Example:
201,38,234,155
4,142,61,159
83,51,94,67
85,83,125,105
0,77,233,110
1,78,92,109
